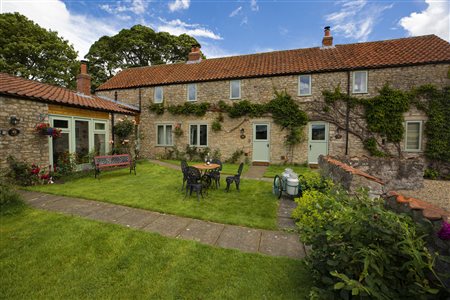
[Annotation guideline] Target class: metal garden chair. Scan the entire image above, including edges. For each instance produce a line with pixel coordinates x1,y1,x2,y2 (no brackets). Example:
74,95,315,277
225,162,244,192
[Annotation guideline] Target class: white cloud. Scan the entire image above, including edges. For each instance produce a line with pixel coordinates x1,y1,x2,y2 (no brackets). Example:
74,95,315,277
100,0,148,15
168,0,190,12
399,0,449,41
240,16,249,26
199,41,240,58
325,0,393,41
158,18,222,40
229,6,242,17
250,0,259,11
2,0,119,58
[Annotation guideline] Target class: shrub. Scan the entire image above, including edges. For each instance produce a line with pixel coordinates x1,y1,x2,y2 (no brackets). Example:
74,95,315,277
54,152,76,177
226,149,244,163
0,174,25,214
424,168,440,180
6,156,36,186
114,117,135,140
298,172,333,194
293,189,444,299
211,120,222,132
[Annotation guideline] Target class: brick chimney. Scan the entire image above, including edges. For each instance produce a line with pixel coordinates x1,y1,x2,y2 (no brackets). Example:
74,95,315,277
187,44,202,64
77,60,91,95
322,26,333,48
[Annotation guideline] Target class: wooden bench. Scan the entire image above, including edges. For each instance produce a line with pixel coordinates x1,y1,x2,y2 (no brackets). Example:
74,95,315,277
93,154,136,178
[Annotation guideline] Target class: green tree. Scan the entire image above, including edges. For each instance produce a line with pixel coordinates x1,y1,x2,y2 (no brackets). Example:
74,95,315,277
85,25,200,90
0,13,79,88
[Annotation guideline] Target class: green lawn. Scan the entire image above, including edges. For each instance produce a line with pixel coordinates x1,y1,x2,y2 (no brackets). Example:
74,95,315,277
264,164,317,178
162,159,250,175
28,161,278,229
0,208,311,299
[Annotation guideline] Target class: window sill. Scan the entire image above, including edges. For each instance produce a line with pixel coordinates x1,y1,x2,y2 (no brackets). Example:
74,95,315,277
155,145,174,147
352,91,368,94
230,97,241,100
298,93,312,97
189,145,208,148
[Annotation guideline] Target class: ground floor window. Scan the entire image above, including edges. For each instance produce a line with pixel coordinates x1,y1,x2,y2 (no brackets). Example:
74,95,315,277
190,124,208,146
49,115,109,167
156,124,173,146
405,121,422,151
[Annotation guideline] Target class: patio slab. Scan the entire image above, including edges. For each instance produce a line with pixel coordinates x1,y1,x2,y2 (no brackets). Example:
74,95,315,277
177,219,225,245
278,217,297,230
277,198,297,218
142,214,192,237
259,231,305,259
85,204,132,223
215,225,262,253
114,208,162,229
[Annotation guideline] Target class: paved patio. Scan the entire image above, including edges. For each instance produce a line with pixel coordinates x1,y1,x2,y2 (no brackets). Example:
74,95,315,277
19,190,305,260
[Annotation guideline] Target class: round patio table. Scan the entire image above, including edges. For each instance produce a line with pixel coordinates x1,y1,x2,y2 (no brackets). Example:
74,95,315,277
192,163,220,189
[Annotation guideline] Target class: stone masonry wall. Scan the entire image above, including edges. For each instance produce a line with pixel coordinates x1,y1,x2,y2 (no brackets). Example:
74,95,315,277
97,63,450,163
0,97,49,170
340,156,425,191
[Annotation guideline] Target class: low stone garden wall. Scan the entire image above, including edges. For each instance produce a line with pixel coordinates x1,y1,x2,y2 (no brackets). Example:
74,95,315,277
318,155,385,198
339,156,425,191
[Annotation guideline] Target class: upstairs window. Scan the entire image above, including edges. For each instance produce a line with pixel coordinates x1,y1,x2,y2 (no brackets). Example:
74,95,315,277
190,124,207,146
187,83,197,101
230,80,241,99
157,124,173,146
298,75,312,96
352,71,368,93
405,121,422,151
154,86,163,103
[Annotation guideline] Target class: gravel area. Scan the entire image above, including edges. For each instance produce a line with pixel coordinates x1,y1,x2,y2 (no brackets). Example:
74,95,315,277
396,180,450,213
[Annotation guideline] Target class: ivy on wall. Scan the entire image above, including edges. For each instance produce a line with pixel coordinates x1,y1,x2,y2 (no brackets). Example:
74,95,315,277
147,90,308,147
410,85,450,163
321,84,450,161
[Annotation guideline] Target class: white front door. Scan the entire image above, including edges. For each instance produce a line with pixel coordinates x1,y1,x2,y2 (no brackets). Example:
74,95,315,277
252,123,270,162
308,122,328,164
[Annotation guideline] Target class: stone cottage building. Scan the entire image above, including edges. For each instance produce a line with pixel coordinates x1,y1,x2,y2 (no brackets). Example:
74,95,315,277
95,29,450,165
0,64,138,170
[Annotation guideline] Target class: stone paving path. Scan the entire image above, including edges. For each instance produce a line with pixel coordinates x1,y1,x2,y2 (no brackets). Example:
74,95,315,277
19,190,305,260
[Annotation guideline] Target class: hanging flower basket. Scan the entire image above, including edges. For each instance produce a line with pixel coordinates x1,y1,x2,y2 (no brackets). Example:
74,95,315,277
35,123,62,138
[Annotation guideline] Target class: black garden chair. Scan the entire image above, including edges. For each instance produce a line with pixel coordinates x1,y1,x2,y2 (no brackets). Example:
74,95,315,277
225,162,244,192
207,158,222,189
180,160,188,191
185,166,205,201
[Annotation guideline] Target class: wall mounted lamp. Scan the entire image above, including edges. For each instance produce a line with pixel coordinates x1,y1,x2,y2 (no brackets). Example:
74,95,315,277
9,115,20,126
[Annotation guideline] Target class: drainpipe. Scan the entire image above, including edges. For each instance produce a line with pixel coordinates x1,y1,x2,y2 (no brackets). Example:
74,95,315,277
345,71,351,155
111,91,117,152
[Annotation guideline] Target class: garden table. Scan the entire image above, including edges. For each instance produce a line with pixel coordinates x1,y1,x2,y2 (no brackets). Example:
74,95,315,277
192,163,220,189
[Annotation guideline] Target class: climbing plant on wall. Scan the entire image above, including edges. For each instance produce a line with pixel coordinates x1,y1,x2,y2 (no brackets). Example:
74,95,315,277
318,84,450,161
147,90,308,148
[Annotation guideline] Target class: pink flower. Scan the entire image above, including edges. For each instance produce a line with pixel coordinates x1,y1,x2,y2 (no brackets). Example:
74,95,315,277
437,220,450,240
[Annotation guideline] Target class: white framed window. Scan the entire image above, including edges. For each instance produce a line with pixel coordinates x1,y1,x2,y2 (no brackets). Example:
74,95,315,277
187,83,197,101
154,86,163,103
189,124,208,147
298,74,312,96
352,71,368,93
156,124,173,146
405,121,422,152
230,80,241,99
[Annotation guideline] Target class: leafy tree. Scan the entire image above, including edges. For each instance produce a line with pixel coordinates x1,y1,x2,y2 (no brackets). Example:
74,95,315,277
0,13,79,88
85,25,201,89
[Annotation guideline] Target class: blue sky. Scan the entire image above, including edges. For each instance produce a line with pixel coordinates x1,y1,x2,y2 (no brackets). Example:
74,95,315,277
2,0,449,59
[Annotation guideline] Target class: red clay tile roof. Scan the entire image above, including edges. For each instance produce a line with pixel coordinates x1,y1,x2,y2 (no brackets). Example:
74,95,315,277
97,35,450,91
0,73,137,114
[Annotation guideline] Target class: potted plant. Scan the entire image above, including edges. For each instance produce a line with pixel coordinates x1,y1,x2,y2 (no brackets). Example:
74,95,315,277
174,123,183,137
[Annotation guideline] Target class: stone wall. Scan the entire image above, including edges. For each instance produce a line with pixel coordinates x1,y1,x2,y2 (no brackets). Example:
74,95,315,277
339,156,425,191
97,63,450,163
318,155,385,198
0,97,49,169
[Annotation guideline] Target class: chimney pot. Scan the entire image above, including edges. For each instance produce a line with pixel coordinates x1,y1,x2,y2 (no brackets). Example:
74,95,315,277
322,26,333,48
187,44,202,64
77,60,91,95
